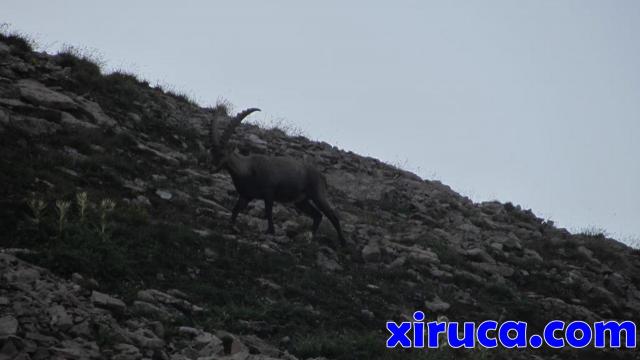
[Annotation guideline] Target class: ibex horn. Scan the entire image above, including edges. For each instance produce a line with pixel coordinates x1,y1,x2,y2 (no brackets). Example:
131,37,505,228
219,108,261,146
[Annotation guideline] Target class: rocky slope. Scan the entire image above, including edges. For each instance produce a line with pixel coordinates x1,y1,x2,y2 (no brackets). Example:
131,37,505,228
0,250,293,360
1,35,639,360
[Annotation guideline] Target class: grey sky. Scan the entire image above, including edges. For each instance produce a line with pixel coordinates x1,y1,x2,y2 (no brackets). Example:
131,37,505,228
4,1,640,245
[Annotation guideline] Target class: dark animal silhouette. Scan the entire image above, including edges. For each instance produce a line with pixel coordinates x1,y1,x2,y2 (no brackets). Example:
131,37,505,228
208,106,346,246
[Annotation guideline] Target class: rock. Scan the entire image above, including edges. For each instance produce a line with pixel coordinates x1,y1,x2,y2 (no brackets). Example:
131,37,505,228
75,97,117,126
112,343,142,360
52,339,100,359
16,79,76,109
60,111,98,129
360,309,375,320
470,262,515,277
0,42,10,53
133,195,152,207
49,305,73,330
156,189,173,200
137,142,184,165
149,321,165,338
424,296,450,313
461,248,495,263
0,336,19,358
167,289,190,300
71,272,99,290
132,301,173,321
178,326,201,337
457,223,480,234
361,240,381,263
405,246,439,263
137,289,195,313
0,316,18,337
604,272,627,296
194,331,219,347
577,246,597,262
316,247,342,272
91,291,126,312
241,334,280,357
522,249,543,263
4,267,40,284
10,115,61,135
0,109,9,127
131,328,165,350
387,256,406,269
25,331,57,346
128,112,142,123
490,234,522,251
69,321,92,338
257,278,282,291
429,266,453,279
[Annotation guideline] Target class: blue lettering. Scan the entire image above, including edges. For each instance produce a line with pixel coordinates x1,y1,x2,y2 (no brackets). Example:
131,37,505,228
477,320,498,348
413,311,425,348
427,321,446,348
386,321,412,348
447,322,476,348
498,321,527,348
544,320,565,348
594,321,637,348
565,321,592,348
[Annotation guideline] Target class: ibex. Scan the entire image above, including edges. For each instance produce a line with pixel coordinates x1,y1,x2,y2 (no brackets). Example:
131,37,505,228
208,106,346,246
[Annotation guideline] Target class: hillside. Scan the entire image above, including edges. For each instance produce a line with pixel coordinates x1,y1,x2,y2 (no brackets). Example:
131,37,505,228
1,34,639,360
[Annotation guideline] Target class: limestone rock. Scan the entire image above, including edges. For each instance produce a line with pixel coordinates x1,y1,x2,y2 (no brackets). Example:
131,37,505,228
424,296,450,313
49,304,73,330
361,240,381,263
0,316,18,337
91,291,126,312
16,79,76,109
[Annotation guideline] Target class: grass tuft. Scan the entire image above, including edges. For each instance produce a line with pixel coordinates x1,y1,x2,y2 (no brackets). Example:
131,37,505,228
0,23,36,55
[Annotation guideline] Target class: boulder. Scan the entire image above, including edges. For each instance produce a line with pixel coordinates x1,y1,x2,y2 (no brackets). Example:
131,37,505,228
132,301,173,321
316,247,342,272
0,316,18,337
16,79,76,109
4,267,40,284
424,296,450,313
361,240,381,263
49,305,73,330
91,291,126,312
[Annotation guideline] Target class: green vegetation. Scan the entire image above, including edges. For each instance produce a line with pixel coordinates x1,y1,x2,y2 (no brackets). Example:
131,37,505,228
0,23,35,55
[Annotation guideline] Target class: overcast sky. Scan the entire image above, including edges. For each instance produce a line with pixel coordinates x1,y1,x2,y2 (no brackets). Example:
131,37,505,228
4,1,639,245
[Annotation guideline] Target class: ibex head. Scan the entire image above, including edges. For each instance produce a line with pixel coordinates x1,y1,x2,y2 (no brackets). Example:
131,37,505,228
208,106,261,172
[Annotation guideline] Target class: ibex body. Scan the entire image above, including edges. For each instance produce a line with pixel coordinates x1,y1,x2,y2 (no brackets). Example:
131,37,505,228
208,107,346,246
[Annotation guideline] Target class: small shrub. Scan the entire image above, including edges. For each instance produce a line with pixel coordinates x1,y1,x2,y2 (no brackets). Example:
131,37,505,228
251,116,307,138
54,200,71,235
97,199,116,236
212,98,233,116
0,23,35,55
26,194,47,224
578,226,609,238
76,192,89,222
54,47,145,113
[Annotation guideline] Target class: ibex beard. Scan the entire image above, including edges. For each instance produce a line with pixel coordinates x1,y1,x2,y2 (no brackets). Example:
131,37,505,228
208,106,346,246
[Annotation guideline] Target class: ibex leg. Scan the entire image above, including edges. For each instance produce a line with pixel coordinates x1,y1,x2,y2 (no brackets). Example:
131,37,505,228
312,196,346,246
264,195,275,235
295,199,323,233
230,196,250,224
